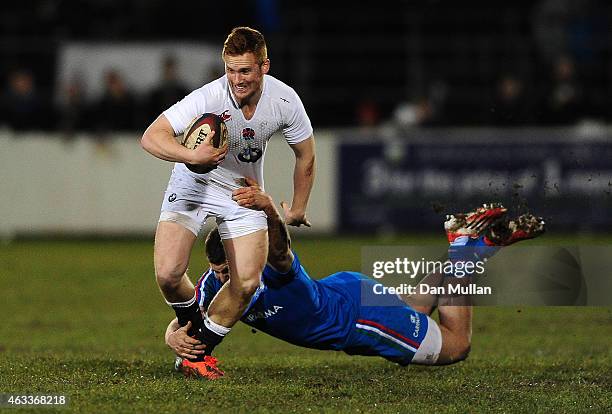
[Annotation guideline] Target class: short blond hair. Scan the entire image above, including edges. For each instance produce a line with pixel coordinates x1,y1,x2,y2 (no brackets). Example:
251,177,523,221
222,27,268,64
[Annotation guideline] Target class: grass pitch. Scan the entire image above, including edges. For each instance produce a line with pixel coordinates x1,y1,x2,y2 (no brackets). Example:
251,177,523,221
0,237,611,413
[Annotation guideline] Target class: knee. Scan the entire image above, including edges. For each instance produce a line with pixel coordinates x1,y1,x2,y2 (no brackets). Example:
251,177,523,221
232,277,261,300
155,260,188,291
229,261,264,299
454,340,471,362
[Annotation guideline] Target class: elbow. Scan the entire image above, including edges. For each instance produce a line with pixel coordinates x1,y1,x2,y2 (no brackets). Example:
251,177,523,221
141,131,162,157
140,132,152,153
268,252,293,273
449,341,472,364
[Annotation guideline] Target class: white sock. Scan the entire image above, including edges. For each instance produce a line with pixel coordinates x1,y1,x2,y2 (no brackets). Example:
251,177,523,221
165,294,197,308
204,313,231,336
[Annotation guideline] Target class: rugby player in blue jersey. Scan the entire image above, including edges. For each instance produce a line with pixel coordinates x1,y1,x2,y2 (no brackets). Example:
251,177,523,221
165,179,544,379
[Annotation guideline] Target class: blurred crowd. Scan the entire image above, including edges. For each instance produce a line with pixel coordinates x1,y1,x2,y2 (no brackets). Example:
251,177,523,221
0,56,195,135
2,52,608,135
0,1,610,133
386,54,606,129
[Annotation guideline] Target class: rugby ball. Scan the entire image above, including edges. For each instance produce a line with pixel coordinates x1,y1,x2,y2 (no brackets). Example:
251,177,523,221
181,113,228,174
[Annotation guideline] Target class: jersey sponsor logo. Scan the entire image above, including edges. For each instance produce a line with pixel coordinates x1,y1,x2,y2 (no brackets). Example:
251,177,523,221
279,97,290,103
238,127,263,163
245,305,284,322
220,110,231,122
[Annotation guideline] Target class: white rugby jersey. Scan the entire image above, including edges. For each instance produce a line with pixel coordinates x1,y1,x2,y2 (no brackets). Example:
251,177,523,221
163,74,313,190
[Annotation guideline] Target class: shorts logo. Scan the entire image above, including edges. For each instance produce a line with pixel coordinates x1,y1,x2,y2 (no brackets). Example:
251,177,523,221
168,193,177,202
411,313,421,338
238,127,263,163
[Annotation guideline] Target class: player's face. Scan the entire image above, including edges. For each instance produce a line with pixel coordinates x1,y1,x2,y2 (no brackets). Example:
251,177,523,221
224,52,270,104
211,262,230,284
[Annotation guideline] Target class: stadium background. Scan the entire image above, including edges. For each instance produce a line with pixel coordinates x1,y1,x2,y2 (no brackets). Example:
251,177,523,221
1,1,610,412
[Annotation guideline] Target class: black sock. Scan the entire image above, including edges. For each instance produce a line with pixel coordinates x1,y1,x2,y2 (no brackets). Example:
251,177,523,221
171,299,204,337
198,323,224,356
171,298,206,362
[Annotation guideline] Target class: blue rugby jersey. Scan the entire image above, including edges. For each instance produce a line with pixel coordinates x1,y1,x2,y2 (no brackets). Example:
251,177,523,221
195,253,364,350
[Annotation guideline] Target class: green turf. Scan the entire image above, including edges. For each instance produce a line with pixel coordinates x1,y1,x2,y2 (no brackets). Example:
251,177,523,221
0,237,611,413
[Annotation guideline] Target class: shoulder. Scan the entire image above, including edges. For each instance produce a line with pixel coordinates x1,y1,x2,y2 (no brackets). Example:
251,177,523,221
193,75,227,101
167,76,228,121
195,269,213,291
263,75,301,103
195,269,220,303
321,271,369,284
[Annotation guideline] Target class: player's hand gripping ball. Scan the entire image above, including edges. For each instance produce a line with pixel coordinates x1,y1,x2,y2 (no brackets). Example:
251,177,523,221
181,113,228,174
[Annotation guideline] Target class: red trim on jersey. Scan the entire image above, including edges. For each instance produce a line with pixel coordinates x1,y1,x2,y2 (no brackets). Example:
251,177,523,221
483,236,497,246
194,269,210,305
356,318,421,348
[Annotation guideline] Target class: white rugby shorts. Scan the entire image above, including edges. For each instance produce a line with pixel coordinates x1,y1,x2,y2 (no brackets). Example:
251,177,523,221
158,168,267,240
411,316,442,365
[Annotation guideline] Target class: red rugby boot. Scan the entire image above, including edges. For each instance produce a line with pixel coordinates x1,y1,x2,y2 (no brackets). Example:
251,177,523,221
484,213,546,246
180,356,225,380
444,203,508,243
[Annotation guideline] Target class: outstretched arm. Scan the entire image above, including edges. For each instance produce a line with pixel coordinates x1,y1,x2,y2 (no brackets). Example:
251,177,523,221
263,196,294,272
232,178,294,272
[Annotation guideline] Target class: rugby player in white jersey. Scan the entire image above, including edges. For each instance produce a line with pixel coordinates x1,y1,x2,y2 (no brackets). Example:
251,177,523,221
141,27,315,374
